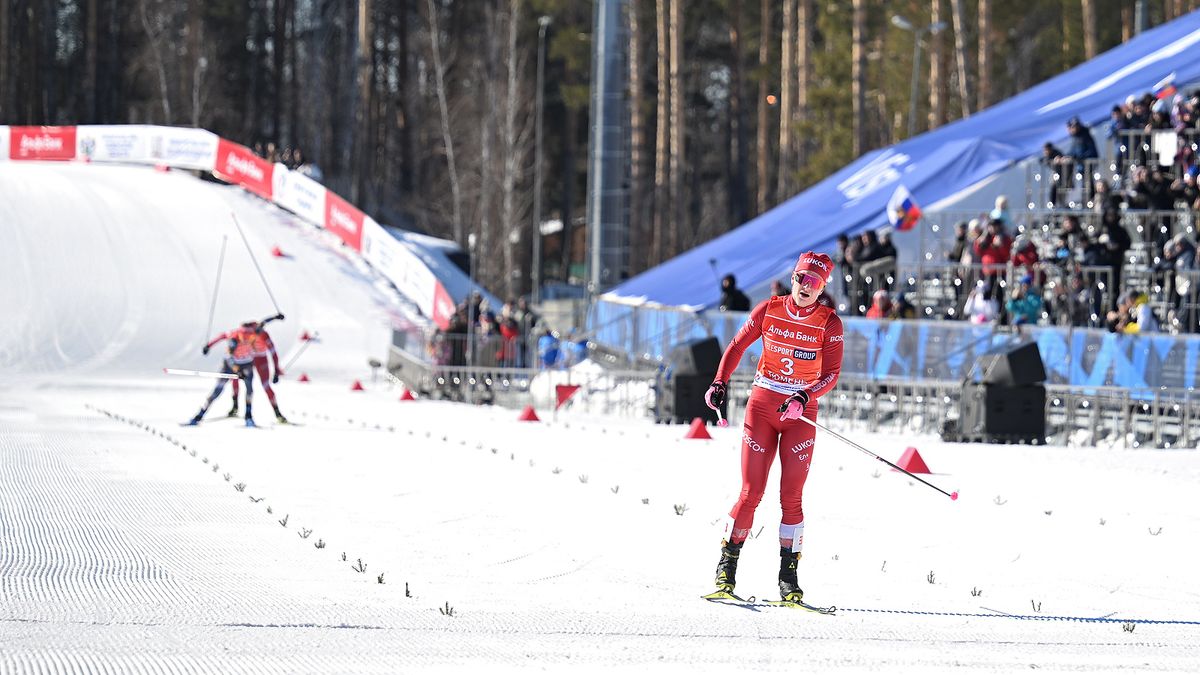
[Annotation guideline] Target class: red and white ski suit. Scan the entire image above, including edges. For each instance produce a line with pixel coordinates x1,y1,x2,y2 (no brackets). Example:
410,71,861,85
714,294,844,547
245,328,281,406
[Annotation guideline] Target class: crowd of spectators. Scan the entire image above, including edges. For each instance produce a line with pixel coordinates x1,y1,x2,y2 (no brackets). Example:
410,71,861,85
251,140,324,181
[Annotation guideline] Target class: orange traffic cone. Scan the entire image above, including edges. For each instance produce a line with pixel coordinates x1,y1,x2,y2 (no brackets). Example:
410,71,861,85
684,418,712,440
896,446,932,474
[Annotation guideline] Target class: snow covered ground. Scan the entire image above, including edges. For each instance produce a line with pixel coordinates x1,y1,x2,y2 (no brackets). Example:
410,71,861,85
2,162,1199,674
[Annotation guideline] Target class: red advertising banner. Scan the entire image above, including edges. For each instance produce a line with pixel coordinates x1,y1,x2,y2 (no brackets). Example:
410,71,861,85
324,191,365,252
431,282,455,330
10,126,77,160
214,139,274,199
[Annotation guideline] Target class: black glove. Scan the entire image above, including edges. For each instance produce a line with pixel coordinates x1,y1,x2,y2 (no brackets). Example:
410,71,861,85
272,372,280,384
202,345,210,356
777,389,810,414
274,313,285,321
704,381,727,411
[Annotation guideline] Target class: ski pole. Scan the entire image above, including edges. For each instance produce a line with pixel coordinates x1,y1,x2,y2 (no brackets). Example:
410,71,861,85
164,368,239,380
231,212,283,315
282,332,318,371
796,414,959,501
204,235,228,345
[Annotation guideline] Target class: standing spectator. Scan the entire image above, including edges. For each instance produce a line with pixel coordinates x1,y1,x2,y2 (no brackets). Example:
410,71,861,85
1005,275,1043,326
865,290,893,318
1105,105,1129,166
1055,117,1099,204
947,221,971,307
1106,292,1136,333
850,230,883,312
536,329,560,369
989,196,1013,229
719,274,751,312
1125,293,1160,333
889,292,918,319
1171,170,1200,210
1100,209,1132,307
1042,143,1067,206
948,221,970,263
1011,235,1039,274
964,280,1000,325
877,230,898,260
1059,117,1099,165
974,219,1013,281
835,233,853,299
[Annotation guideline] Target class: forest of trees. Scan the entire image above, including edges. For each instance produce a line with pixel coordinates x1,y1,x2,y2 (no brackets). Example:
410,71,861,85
2,0,1196,297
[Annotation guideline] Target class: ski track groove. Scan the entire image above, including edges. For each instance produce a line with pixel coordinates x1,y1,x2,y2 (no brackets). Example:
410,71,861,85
0,403,320,642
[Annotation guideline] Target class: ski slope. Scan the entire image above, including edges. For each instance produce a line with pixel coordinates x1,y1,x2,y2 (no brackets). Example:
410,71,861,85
2,162,1199,674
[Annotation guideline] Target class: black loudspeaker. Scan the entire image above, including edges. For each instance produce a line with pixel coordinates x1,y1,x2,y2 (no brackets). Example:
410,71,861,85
959,383,1045,443
657,374,723,424
669,337,722,378
972,341,1046,386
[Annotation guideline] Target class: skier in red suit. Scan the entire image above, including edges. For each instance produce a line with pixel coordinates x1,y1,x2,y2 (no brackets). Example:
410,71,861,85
247,316,288,423
703,251,844,603
191,327,259,427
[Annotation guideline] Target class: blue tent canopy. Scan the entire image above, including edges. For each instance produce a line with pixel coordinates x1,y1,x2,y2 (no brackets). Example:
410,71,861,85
603,11,1200,309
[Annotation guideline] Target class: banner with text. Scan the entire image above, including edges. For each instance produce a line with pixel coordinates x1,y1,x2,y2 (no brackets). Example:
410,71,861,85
361,218,451,328
214,139,274,199
271,164,326,225
146,127,219,170
10,126,77,161
323,190,364,252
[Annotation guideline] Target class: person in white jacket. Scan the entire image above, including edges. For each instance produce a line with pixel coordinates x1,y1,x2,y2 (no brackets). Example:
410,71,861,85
963,279,999,325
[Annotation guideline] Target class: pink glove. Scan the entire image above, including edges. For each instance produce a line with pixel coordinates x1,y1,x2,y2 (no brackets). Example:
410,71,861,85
777,390,810,421
704,381,726,411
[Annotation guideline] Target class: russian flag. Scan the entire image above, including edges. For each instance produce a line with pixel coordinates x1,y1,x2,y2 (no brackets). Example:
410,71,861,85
886,184,922,232
1152,72,1177,100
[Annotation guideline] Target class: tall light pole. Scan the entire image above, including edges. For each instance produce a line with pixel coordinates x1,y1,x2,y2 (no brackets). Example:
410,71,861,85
531,15,551,305
891,15,945,139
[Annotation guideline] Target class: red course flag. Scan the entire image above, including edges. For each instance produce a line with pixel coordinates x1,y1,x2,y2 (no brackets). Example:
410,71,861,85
555,384,581,410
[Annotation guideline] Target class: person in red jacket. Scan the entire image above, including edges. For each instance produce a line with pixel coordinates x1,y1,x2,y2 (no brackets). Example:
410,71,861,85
703,251,844,603
974,218,1013,277
246,315,288,423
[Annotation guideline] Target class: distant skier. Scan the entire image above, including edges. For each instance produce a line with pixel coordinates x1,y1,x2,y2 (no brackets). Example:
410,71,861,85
703,251,844,604
248,314,289,423
187,333,256,427
222,314,286,422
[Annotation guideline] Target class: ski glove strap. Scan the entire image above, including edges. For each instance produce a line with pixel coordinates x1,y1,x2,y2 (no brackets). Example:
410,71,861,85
705,381,727,411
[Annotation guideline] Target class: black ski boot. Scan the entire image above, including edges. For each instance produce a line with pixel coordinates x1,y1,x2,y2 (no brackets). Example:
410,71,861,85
779,548,803,602
714,539,744,593
226,402,239,418
273,405,288,424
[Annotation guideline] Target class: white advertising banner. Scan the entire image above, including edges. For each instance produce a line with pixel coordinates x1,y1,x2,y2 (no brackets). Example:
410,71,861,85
361,218,438,320
271,165,327,226
76,125,152,163
147,126,219,170
0,127,8,161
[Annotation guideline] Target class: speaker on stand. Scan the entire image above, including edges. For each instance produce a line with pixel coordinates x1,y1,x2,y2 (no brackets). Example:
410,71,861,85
955,340,1047,444
657,336,724,424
